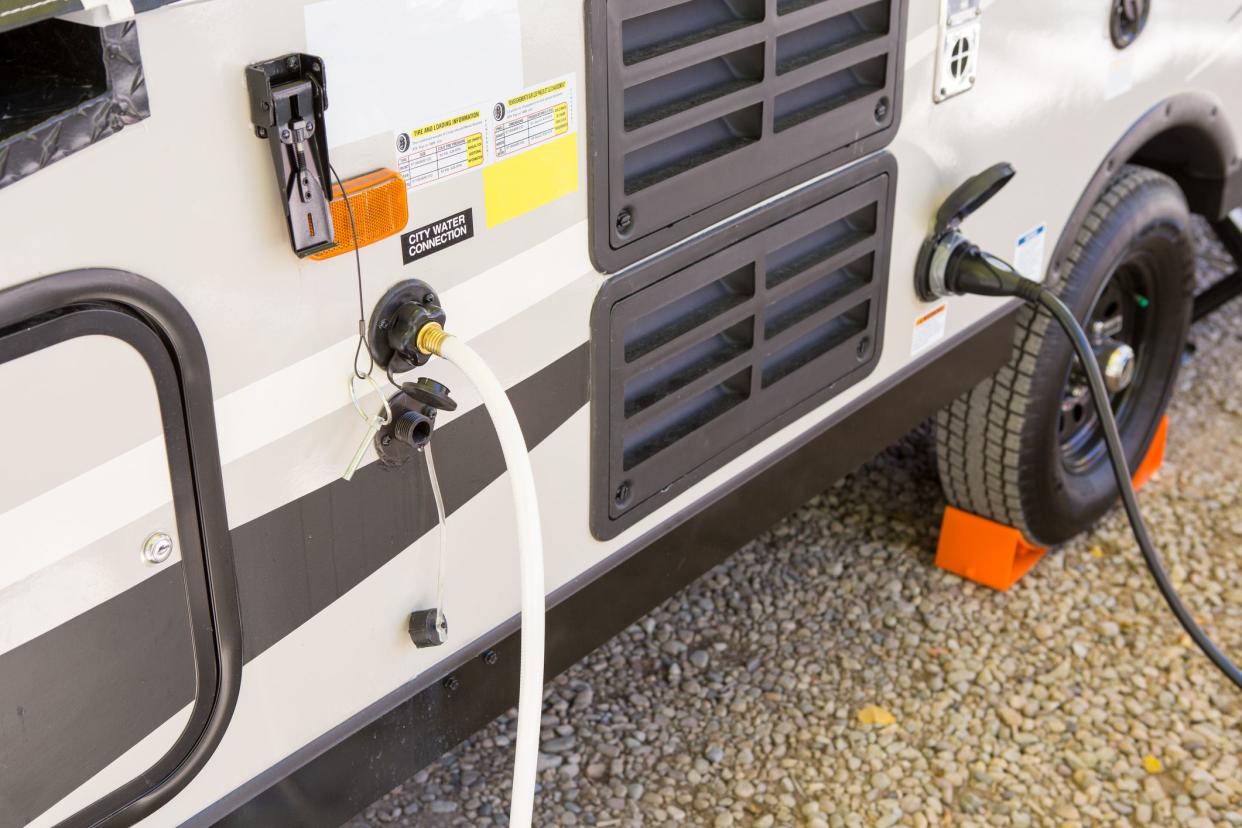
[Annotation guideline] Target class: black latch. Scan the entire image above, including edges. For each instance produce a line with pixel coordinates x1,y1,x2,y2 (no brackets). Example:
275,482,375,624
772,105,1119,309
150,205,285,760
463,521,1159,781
245,53,334,257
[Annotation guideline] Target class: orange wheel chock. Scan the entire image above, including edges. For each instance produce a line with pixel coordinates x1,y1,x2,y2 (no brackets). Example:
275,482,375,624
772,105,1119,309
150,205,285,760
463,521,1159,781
934,415,1168,592
1131,414,1168,492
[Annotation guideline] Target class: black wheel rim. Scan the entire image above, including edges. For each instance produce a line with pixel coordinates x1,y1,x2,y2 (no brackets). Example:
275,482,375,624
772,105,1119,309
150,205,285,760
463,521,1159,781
1057,252,1156,472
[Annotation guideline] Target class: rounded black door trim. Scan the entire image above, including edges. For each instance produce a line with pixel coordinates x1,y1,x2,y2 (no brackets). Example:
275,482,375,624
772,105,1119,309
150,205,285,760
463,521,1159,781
0,269,241,828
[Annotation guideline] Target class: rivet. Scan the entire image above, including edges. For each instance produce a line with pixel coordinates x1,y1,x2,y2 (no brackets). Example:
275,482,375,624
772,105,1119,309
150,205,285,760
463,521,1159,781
142,532,174,565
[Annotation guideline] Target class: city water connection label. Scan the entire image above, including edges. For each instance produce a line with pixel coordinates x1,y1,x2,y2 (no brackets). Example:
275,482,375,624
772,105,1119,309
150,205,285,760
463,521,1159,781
401,208,475,264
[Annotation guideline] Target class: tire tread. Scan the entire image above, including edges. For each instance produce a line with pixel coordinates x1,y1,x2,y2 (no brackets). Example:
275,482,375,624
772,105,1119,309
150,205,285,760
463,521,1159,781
935,165,1180,540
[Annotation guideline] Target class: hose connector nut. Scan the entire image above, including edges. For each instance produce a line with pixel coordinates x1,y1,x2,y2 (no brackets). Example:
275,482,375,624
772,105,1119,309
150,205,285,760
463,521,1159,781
388,301,446,367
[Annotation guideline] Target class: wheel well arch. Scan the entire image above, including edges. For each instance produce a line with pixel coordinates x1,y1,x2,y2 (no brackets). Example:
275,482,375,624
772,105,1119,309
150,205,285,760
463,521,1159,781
1050,91,1242,284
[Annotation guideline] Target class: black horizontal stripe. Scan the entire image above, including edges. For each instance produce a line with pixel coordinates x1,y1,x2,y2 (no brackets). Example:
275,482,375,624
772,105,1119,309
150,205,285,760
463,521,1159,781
234,344,589,662
0,343,588,827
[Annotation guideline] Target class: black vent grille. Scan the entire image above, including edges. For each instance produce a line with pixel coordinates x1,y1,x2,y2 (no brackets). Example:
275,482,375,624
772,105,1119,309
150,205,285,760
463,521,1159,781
587,0,907,271
590,156,894,538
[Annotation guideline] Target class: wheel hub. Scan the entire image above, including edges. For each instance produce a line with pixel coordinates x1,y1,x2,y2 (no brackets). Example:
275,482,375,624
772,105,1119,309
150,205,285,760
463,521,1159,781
1096,340,1137,393
1058,261,1154,470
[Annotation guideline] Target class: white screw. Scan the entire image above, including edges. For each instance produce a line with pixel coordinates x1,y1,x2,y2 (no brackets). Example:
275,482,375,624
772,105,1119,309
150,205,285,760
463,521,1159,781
142,532,174,565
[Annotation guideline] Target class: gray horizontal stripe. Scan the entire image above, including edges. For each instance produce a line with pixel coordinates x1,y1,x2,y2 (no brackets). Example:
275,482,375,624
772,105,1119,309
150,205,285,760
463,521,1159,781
0,343,588,827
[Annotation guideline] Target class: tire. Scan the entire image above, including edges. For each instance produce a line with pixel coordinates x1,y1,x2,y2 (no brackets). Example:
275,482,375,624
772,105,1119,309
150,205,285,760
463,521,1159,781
935,165,1195,546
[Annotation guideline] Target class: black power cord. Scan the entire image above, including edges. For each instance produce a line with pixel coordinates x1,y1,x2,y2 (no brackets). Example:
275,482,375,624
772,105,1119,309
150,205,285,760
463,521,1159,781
948,250,1242,691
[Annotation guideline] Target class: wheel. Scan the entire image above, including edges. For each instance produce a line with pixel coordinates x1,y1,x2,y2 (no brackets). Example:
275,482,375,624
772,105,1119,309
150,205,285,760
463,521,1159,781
935,165,1195,546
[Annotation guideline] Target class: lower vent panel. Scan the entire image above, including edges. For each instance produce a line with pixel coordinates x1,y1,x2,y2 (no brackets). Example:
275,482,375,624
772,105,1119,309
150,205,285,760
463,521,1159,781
590,154,895,539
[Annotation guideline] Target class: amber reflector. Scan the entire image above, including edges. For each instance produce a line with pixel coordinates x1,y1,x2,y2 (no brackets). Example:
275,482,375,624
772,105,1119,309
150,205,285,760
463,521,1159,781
309,168,409,261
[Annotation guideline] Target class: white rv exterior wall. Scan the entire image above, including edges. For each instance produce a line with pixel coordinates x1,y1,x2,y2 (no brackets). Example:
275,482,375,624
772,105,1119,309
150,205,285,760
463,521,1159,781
1,0,1239,824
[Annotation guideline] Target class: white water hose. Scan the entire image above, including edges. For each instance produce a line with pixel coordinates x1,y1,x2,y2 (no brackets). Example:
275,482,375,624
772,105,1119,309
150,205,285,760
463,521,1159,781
430,329,546,828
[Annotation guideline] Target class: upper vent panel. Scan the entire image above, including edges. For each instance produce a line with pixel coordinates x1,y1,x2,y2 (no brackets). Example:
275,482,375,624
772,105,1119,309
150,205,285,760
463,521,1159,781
587,0,907,271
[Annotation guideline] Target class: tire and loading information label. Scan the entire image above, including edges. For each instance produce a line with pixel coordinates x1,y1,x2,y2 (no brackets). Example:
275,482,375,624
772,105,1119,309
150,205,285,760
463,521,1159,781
395,75,576,191
395,111,486,188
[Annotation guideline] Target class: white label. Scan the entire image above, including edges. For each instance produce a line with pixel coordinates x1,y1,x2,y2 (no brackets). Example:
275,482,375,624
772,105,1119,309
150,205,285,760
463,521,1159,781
395,75,577,191
492,77,575,160
912,304,948,355
306,0,523,148
396,110,487,189
1014,223,1047,281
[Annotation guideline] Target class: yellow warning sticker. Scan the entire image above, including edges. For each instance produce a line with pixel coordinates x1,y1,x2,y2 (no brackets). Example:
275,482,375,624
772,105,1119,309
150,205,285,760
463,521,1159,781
486,75,578,225
484,132,578,228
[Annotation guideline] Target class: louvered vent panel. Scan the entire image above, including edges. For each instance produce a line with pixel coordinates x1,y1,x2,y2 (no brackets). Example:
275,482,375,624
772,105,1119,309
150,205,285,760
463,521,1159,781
590,156,895,538
587,0,907,270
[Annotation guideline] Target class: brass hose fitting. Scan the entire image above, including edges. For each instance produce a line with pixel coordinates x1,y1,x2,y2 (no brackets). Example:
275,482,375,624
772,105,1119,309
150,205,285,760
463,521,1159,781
417,321,448,357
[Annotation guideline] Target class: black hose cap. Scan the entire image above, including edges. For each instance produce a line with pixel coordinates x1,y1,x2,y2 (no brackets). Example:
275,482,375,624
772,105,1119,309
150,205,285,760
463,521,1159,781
409,608,447,648
401,377,457,412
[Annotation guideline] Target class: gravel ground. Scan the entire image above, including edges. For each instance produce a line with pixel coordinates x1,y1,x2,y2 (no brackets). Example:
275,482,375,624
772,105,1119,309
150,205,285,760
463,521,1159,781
349,220,1242,827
